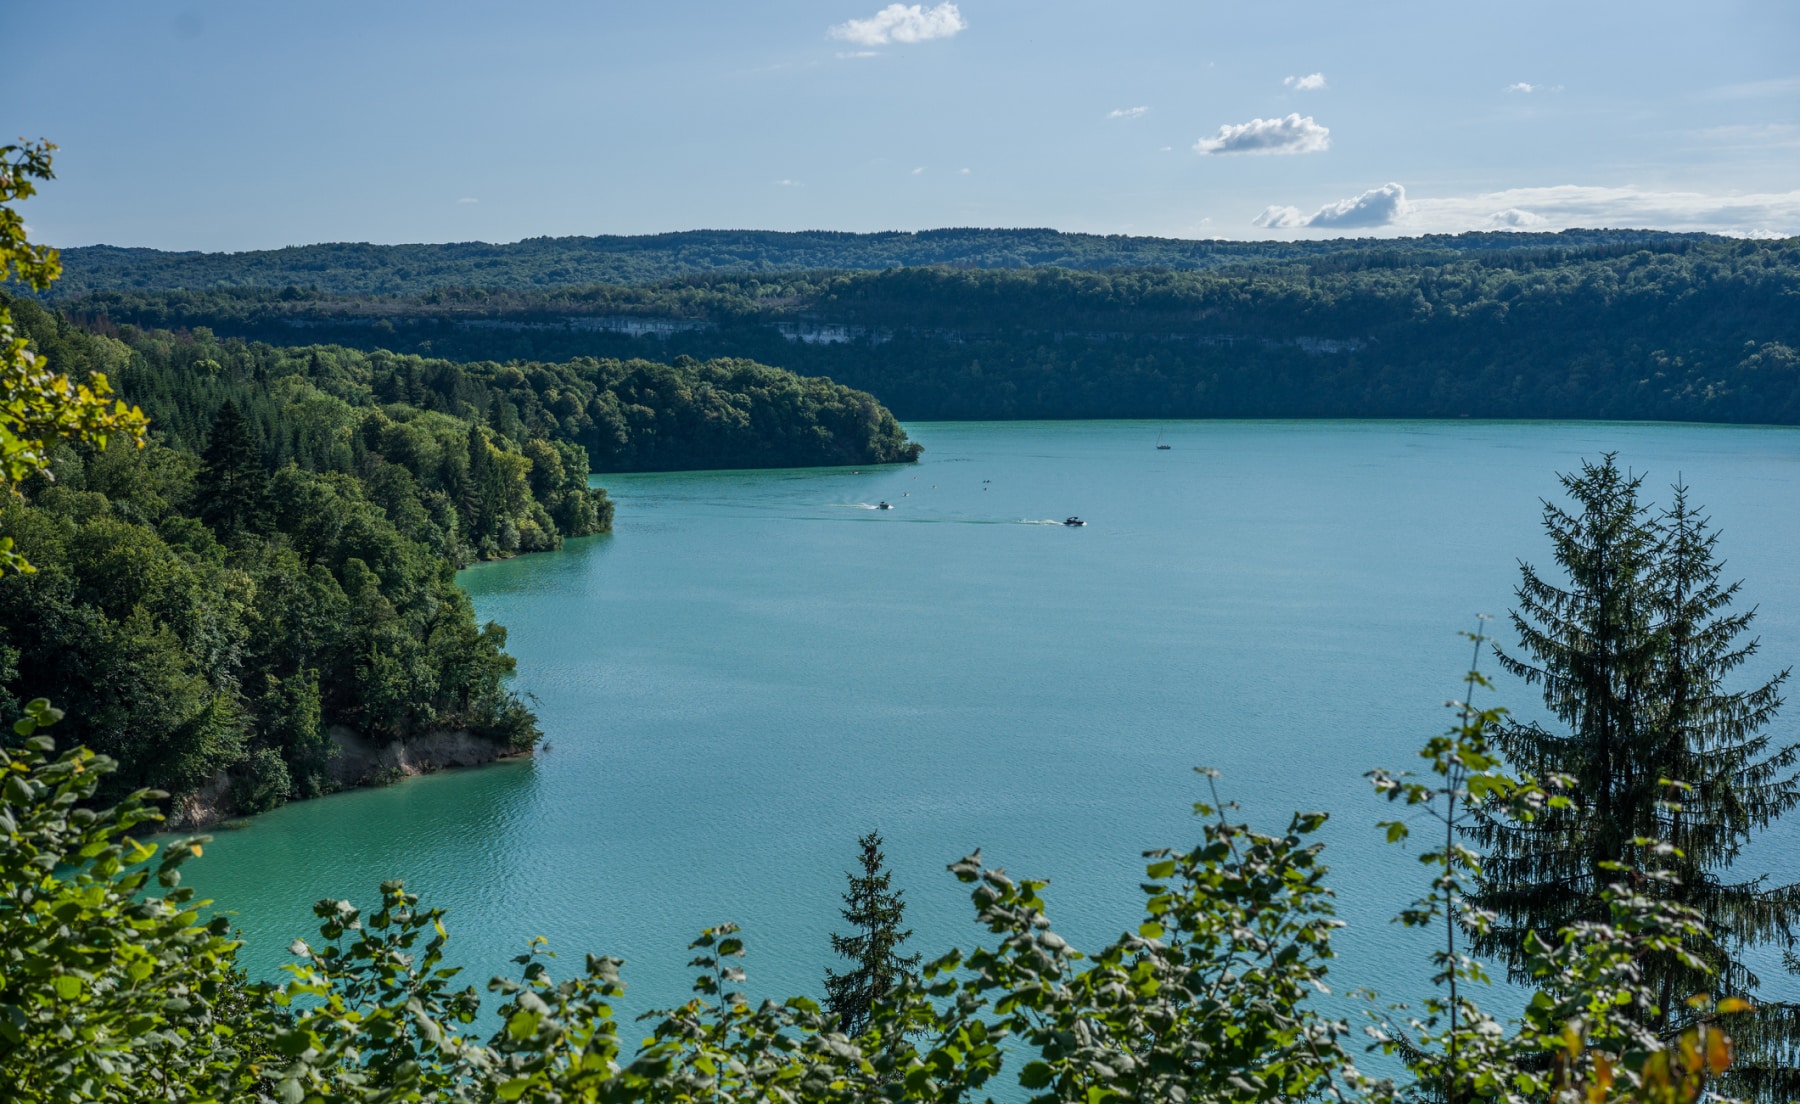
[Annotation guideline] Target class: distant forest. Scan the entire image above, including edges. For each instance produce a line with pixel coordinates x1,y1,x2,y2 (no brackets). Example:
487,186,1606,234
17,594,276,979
59,232,1800,424
50,226,1714,296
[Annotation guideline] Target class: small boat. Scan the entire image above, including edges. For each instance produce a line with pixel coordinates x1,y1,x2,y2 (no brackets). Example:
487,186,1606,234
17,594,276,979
876,501,892,510
1064,516,1086,527
1156,428,1171,450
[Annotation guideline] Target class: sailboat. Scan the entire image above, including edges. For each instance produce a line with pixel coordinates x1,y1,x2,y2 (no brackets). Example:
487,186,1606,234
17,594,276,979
1155,427,1171,450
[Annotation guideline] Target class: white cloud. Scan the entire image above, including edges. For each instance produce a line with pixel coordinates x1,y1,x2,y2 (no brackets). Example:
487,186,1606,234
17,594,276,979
775,179,802,187
958,167,971,174
457,197,479,204
1283,73,1326,91
1408,184,1800,236
1195,113,1330,155
1506,82,1563,93
835,50,879,59
1107,105,1149,120
911,166,925,174
1253,206,1306,229
829,3,965,46
1309,182,1408,227
1251,184,1800,237
1486,207,1546,228
1252,183,1409,230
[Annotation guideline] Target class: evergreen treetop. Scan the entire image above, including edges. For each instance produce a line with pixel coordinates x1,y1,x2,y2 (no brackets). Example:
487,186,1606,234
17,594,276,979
824,830,920,1038
196,398,268,539
1472,455,1800,1100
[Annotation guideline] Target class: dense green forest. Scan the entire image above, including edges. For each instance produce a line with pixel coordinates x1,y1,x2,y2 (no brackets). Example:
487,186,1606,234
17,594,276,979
64,233,1800,423
0,299,917,818
49,226,1711,296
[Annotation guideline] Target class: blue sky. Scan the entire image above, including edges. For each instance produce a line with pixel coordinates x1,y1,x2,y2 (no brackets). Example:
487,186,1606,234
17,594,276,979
8,1,1799,250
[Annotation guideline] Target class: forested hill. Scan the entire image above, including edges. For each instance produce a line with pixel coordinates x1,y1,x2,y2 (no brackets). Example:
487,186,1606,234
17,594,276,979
66,234,1800,424
49,227,1710,296
0,300,918,821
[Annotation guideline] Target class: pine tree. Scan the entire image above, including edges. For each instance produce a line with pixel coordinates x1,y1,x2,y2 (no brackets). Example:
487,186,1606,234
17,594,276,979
1472,456,1800,1100
823,831,920,1037
196,399,268,538
1646,483,1800,1097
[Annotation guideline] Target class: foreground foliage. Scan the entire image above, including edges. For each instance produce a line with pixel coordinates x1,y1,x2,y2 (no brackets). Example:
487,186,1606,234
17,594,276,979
0,684,1760,1104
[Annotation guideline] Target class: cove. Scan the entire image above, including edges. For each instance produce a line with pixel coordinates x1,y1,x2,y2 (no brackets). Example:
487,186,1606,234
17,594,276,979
180,419,1800,1024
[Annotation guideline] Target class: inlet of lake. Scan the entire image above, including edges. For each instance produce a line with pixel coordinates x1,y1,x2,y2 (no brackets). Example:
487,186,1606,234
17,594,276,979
182,419,1800,1032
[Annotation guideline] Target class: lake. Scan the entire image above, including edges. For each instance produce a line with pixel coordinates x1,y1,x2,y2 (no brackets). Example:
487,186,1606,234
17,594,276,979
181,419,1800,1032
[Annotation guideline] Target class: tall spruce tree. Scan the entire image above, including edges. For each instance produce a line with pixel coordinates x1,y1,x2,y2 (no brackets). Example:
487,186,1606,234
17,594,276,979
1472,456,1800,1100
823,831,920,1037
195,399,268,538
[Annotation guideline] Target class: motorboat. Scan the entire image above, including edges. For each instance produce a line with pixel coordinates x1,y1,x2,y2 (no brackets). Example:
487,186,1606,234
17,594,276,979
1064,516,1086,526
876,501,892,510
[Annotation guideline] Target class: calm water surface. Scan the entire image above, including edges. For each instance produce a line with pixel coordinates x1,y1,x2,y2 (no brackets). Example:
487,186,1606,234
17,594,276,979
183,420,1800,1025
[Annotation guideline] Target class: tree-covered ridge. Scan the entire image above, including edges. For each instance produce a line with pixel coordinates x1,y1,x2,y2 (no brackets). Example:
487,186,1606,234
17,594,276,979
0,300,916,816
65,234,1800,423
29,299,921,472
0,309,621,816
47,227,1717,297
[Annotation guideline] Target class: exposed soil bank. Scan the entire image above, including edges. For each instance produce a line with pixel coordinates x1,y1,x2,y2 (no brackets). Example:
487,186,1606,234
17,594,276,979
167,727,529,829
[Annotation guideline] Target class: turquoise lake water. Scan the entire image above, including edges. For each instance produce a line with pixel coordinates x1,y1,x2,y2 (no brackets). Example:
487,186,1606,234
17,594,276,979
181,419,1800,1028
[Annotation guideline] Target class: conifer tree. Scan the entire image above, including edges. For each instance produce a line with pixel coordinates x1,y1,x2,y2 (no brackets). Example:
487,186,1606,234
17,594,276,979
195,399,267,538
1472,456,1800,1100
823,830,919,1037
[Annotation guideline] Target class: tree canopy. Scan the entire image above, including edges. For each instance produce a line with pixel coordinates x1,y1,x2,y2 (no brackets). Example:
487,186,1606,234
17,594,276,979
60,234,1800,424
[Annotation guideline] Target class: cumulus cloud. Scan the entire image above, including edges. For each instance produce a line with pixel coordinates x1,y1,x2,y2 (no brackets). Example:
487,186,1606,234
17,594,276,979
1506,82,1562,93
1107,105,1149,119
1253,206,1306,229
829,3,965,46
776,179,802,187
1253,183,1408,229
958,167,971,174
1284,72,1326,91
1195,113,1330,155
457,197,479,204
1309,182,1408,227
911,166,926,174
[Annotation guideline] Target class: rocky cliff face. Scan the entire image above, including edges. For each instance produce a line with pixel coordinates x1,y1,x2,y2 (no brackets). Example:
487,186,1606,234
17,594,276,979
166,728,528,829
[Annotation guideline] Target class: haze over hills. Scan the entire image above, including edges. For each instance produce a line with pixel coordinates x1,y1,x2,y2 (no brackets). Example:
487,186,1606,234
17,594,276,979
47,226,1723,297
